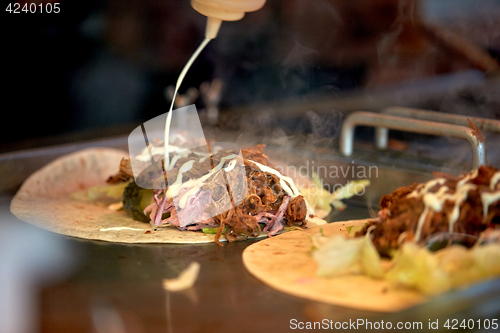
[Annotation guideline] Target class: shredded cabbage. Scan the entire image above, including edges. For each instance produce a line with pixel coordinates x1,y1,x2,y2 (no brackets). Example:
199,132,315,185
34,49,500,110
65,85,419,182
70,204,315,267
387,242,500,295
361,230,384,278
300,174,370,213
313,235,365,276
300,174,333,212
386,243,451,295
312,228,384,278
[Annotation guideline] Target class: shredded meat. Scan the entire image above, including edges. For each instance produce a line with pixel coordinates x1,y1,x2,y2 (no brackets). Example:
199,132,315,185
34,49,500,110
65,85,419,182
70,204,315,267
107,158,134,184
241,144,273,166
286,195,308,226
210,149,309,244
358,165,500,257
121,144,310,245
379,183,419,210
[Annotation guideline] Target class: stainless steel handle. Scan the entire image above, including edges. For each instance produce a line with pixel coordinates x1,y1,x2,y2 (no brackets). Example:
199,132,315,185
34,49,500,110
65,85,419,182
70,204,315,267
375,107,500,161
340,111,486,169
382,106,500,134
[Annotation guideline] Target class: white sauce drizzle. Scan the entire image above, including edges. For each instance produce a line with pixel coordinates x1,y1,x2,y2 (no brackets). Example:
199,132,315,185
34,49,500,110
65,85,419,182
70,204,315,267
247,160,299,196
247,159,315,220
136,145,185,162
490,171,500,190
397,231,408,245
447,184,477,230
413,171,479,242
414,206,430,242
457,169,478,188
100,227,144,231
172,151,193,170
407,178,446,198
481,192,500,217
224,159,237,172
136,144,210,173
177,154,238,209
166,160,195,197
164,37,211,168
166,158,217,199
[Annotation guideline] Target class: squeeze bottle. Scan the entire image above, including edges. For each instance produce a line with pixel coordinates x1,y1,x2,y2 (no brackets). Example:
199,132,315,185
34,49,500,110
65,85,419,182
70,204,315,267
191,0,266,39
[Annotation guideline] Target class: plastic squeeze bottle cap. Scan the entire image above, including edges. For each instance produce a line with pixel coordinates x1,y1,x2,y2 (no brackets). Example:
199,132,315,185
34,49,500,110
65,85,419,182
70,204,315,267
191,0,266,39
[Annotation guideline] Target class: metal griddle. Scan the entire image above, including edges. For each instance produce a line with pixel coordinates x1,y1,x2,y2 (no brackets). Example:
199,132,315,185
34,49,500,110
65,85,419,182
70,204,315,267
1,118,500,332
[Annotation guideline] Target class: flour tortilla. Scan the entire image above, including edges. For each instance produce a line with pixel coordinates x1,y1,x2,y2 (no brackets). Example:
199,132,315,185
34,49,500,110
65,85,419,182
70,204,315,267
242,219,426,312
11,148,325,244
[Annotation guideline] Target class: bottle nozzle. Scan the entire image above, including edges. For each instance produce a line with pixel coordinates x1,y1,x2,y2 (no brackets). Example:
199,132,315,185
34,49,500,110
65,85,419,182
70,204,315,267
205,16,222,39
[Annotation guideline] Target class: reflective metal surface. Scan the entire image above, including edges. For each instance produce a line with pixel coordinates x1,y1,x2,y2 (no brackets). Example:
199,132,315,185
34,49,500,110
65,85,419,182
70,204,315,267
1,134,499,332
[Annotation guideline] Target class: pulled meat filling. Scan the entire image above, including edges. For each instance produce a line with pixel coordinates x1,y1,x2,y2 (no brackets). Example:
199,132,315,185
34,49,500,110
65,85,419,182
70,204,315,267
109,144,309,245
359,165,500,257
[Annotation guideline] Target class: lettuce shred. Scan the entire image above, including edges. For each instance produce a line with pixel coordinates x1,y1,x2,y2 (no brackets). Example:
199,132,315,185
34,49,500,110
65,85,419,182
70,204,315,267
300,174,370,213
312,229,384,279
313,233,500,295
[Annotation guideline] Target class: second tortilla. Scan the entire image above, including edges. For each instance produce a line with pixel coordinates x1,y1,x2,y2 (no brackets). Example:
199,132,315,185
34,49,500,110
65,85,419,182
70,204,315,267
242,219,426,312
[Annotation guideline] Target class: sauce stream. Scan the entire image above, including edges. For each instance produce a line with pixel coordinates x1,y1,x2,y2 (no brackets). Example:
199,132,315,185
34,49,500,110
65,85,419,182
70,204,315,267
164,37,211,168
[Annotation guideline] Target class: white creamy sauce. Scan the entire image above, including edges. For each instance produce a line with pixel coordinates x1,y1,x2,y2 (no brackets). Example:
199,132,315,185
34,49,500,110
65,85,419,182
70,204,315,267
177,154,238,209
167,153,183,171
224,159,238,172
413,171,479,242
457,169,478,188
422,186,450,212
136,144,210,173
135,145,185,162
407,178,446,198
247,159,299,197
481,192,500,217
140,150,314,222
164,37,211,168
247,159,315,220
165,159,196,198
100,227,144,231
397,231,408,245
414,206,430,242
171,160,195,185
447,184,477,229
136,36,210,170
490,171,500,190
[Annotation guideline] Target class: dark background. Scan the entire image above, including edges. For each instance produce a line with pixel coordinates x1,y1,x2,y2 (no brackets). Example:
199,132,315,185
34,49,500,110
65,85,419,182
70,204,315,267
2,0,500,152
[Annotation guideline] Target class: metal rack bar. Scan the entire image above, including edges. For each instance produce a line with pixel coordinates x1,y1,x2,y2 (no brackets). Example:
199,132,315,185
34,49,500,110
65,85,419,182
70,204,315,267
340,111,486,169
382,106,500,133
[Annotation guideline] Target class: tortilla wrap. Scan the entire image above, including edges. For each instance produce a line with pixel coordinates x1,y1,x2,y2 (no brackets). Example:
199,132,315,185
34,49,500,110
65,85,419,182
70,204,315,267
11,148,325,244
242,219,426,312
